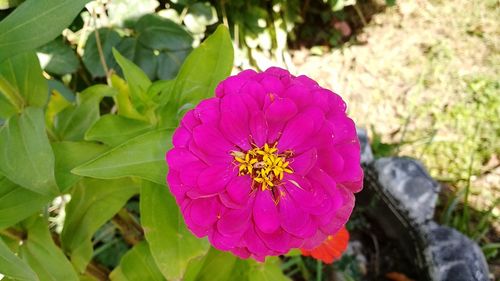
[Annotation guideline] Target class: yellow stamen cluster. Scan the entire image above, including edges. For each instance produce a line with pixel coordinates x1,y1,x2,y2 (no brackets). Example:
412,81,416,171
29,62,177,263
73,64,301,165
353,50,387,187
232,143,293,191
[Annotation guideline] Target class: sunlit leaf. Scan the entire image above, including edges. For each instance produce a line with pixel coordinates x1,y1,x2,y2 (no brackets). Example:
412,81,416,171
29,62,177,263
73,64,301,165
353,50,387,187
0,175,50,229
61,177,139,273
0,51,48,111
19,216,79,281
0,0,90,63
52,141,109,191
0,107,58,195
54,84,116,141
0,237,37,281
85,115,153,147
109,241,165,281
37,38,79,75
72,129,172,185
141,181,209,280
172,24,233,111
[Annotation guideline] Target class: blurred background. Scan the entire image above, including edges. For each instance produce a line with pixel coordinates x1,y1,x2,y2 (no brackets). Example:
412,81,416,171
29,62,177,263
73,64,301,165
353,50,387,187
1,0,497,279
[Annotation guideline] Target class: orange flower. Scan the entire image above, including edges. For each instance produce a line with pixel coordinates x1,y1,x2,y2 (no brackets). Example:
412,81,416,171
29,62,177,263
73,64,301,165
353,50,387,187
300,227,350,264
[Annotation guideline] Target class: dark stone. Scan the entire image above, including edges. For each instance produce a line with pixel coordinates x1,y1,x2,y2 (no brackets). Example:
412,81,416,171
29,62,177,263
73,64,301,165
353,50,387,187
371,157,441,224
356,127,374,164
425,222,489,281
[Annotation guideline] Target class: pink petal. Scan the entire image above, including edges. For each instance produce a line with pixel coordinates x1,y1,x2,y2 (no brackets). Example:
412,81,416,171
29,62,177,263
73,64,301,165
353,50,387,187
166,148,200,170
219,94,257,150
317,146,345,176
181,110,200,132
226,176,252,205
334,142,362,185
243,227,270,257
192,124,234,156
249,111,268,147
217,207,252,236
196,164,235,195
231,247,251,259
209,230,239,250
253,191,280,234
195,98,220,125
265,97,298,143
256,228,290,253
277,112,315,151
179,161,207,186
258,75,285,96
188,197,220,228
290,148,318,175
278,194,313,238
172,126,191,148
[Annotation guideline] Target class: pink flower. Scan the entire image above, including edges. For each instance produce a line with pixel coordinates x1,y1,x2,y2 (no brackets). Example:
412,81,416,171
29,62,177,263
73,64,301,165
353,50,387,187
166,67,363,261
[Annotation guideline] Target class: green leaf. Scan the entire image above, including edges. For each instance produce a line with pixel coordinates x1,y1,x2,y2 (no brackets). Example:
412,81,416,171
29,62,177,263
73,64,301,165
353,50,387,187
85,115,153,147
54,84,116,141
248,257,290,281
0,107,58,195
51,141,109,191
140,181,209,280
187,248,238,281
0,0,90,63
172,24,233,110
134,14,193,80
0,237,37,281
45,89,72,130
72,129,172,184
61,177,139,273
112,48,152,112
19,216,79,281
0,51,48,111
109,241,165,281
0,175,50,229
0,92,16,119
37,38,79,75
109,74,148,122
82,28,122,78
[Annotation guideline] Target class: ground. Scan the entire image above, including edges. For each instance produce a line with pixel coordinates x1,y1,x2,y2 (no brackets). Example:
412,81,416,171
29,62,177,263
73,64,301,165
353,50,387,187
292,0,499,222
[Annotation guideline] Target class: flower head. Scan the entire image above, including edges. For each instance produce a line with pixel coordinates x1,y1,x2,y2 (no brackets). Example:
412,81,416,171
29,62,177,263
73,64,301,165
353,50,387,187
166,67,363,261
300,226,350,264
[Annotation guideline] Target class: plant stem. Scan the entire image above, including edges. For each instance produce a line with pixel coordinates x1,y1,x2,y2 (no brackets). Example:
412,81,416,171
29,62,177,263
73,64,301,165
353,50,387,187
316,259,323,281
111,208,143,246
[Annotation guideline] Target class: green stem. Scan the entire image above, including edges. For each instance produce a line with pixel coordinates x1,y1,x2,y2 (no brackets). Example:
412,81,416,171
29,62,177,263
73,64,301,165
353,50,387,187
316,259,323,281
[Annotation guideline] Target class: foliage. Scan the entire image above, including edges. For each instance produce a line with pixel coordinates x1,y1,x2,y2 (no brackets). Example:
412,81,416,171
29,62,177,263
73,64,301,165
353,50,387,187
0,0,291,275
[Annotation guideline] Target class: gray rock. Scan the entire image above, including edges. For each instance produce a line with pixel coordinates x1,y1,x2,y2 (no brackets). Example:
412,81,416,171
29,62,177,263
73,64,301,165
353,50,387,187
356,127,374,164
425,222,490,281
372,157,441,224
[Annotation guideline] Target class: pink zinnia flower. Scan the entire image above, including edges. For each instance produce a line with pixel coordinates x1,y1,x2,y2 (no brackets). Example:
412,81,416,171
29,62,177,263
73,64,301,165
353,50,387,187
166,67,363,261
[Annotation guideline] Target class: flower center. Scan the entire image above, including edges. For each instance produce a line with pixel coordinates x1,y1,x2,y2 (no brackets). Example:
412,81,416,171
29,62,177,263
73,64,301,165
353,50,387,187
231,143,293,192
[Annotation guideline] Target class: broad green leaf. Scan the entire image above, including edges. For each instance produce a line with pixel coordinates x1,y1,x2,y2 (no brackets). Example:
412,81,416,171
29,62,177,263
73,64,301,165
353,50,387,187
110,74,148,121
45,89,71,130
54,85,116,141
37,38,79,75
188,248,237,281
248,257,290,281
51,141,109,191
134,14,193,80
61,177,139,273
82,28,122,78
0,0,90,63
85,115,153,147
0,175,50,229
172,24,233,109
19,216,79,281
0,92,16,119
0,51,48,111
0,238,37,281
112,48,152,112
0,107,58,195
109,241,165,281
140,181,209,280
72,129,172,185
